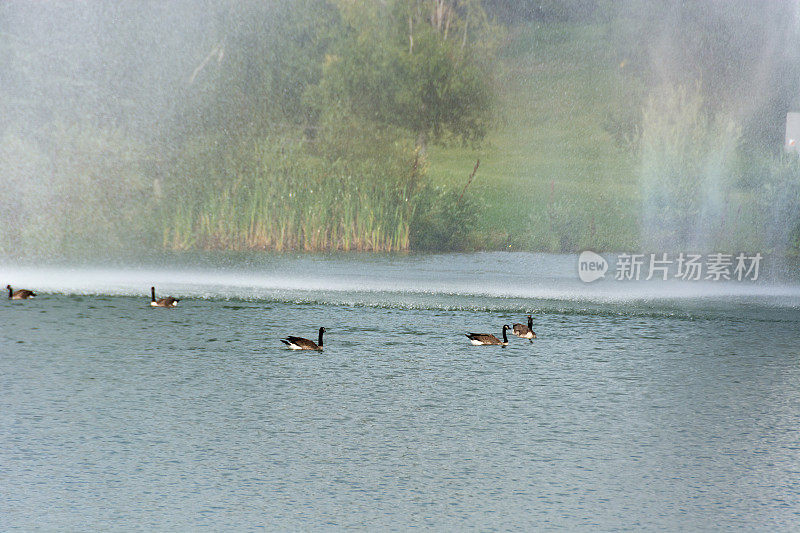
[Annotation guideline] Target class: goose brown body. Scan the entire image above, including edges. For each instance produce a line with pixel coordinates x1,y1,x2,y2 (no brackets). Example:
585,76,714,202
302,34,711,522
466,325,511,345
513,315,537,339
281,327,325,350
150,286,179,307
7,285,36,299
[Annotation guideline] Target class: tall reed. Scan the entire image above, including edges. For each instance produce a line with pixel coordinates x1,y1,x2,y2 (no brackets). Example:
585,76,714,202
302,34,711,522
161,130,424,252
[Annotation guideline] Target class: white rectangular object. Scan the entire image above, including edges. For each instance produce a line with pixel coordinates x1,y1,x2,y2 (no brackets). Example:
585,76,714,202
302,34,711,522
785,112,800,152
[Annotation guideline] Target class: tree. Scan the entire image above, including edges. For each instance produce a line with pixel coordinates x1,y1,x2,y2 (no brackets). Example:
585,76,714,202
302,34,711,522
482,0,612,24
311,0,497,150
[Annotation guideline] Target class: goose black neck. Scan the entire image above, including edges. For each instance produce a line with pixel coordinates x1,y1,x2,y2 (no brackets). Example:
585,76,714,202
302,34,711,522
7,285,12,298
502,327,508,343
318,328,324,347
528,316,533,329
151,287,156,301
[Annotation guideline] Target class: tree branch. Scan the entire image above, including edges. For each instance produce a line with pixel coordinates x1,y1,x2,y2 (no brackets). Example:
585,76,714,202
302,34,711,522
457,158,480,204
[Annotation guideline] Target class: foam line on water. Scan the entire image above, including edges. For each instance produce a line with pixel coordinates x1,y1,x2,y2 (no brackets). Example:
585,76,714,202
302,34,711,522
3,264,800,307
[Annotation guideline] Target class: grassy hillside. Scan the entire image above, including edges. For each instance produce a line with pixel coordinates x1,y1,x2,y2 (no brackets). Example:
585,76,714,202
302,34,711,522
428,23,642,252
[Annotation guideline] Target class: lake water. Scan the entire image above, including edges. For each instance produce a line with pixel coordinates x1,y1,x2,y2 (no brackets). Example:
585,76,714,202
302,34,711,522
2,252,800,530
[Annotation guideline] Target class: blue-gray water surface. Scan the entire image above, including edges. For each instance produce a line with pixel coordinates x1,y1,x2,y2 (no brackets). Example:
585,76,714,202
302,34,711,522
2,253,800,530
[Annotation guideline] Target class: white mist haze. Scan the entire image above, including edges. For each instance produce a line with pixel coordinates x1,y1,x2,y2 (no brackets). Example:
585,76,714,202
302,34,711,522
2,1,800,256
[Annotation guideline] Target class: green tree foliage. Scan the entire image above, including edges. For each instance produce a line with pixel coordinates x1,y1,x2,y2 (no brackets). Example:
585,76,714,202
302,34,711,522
608,0,800,152
179,0,340,139
483,0,613,24
5,0,800,256
0,123,155,256
147,0,494,253
761,155,800,254
311,0,497,149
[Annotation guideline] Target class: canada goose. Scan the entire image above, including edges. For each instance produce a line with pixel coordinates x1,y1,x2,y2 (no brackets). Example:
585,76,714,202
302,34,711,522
150,286,179,307
6,285,36,299
281,327,326,350
466,325,511,346
513,315,537,339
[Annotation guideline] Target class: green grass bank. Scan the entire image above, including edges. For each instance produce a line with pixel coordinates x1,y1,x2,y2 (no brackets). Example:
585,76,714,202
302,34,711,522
427,23,640,252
